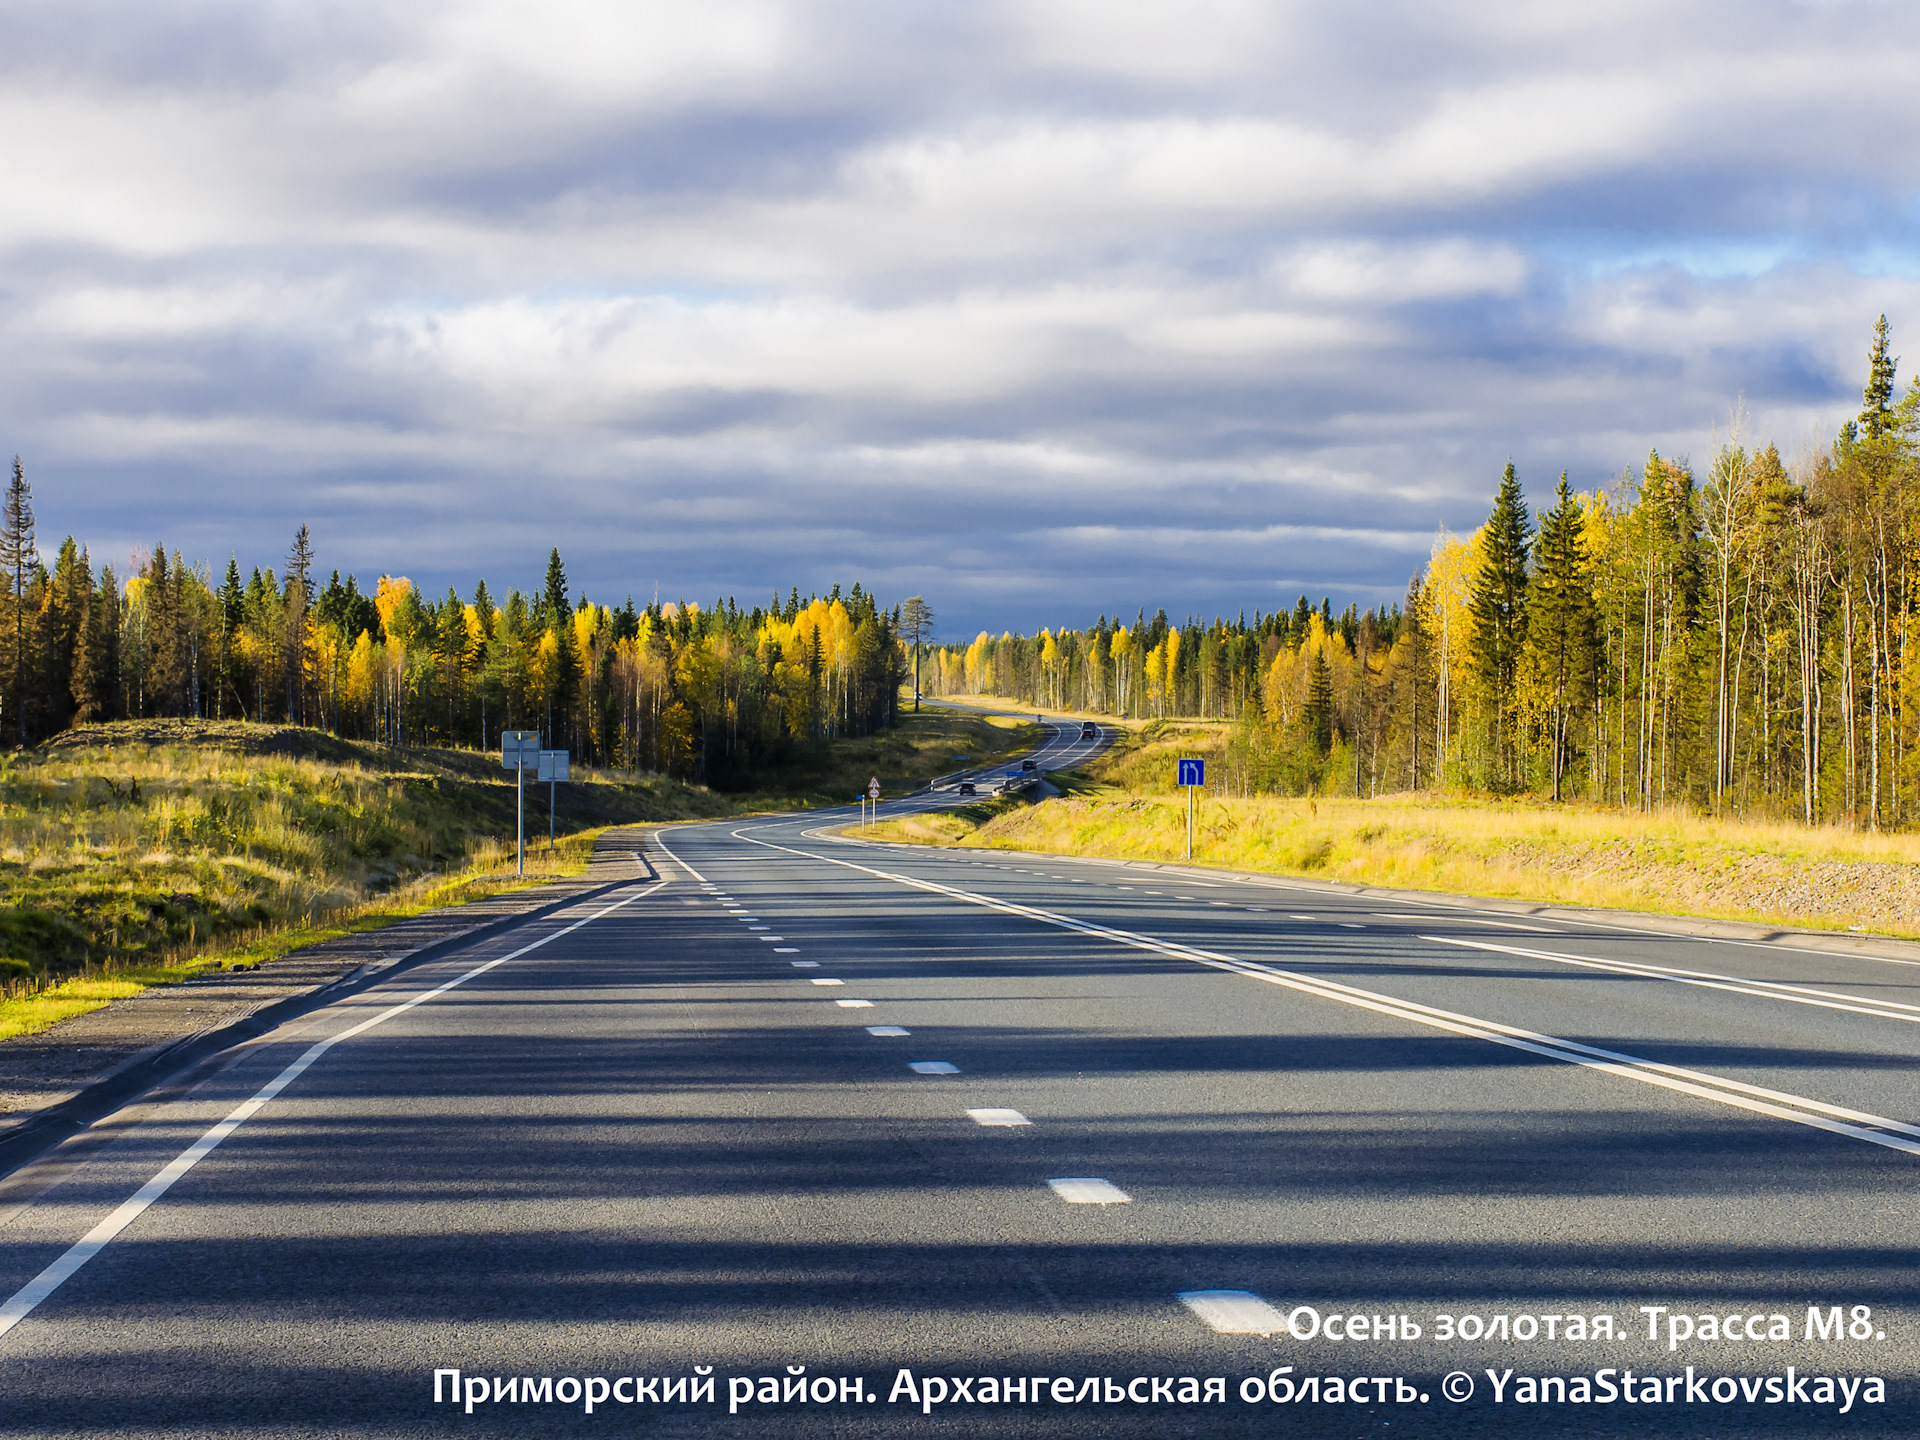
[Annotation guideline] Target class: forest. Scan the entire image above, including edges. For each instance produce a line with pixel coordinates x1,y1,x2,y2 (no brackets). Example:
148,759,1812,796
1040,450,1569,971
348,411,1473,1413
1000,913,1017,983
926,319,1920,830
0,492,909,792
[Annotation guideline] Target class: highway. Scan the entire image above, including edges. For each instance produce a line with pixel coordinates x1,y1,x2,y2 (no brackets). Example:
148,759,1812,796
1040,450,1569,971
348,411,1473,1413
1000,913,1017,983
0,717,1915,1436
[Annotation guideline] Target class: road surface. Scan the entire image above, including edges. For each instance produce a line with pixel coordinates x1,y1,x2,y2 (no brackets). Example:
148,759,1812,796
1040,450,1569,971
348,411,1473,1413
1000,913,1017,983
0,718,1913,1436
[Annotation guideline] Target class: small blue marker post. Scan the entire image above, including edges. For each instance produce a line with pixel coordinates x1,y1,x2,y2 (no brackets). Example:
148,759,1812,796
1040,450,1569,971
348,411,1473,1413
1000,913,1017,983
1176,759,1205,860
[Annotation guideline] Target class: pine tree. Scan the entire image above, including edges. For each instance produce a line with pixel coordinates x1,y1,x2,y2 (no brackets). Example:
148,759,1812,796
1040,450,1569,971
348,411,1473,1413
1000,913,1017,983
1524,473,1598,801
900,596,934,710
1469,461,1533,788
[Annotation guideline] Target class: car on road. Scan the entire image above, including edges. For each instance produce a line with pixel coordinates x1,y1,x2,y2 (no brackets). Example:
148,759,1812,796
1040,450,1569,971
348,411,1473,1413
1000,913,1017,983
1080,722,1096,739
957,781,976,795
1021,759,1037,772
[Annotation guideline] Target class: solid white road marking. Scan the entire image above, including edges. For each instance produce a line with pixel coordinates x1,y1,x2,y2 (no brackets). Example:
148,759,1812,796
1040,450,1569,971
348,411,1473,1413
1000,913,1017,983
1426,934,1920,1026
0,878,668,1343
1384,913,1553,933
909,1061,959,1074
867,1026,909,1036
967,1108,1030,1126
1179,1290,1288,1335
692,828,1920,1159
1048,1177,1130,1204
835,999,874,1008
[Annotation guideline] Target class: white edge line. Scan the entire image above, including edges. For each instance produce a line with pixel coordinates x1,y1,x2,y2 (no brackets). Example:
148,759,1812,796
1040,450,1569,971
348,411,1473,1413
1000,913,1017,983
0,879,667,1342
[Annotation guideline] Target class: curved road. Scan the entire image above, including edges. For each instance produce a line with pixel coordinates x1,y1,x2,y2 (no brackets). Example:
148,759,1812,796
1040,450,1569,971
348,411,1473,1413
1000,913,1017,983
0,729,1915,1435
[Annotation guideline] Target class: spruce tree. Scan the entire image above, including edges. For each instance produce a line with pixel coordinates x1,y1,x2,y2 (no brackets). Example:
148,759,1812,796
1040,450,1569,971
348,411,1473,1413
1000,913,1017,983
45,538,86,734
1524,473,1598,801
1,459,34,741
1862,314,1897,441
284,525,314,723
218,558,244,719
541,549,580,746
1307,646,1334,755
1469,461,1533,788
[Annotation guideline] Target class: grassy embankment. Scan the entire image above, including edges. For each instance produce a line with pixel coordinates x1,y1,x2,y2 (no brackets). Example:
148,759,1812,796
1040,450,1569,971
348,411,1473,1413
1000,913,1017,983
0,720,731,1040
868,716,1920,940
0,709,1040,1041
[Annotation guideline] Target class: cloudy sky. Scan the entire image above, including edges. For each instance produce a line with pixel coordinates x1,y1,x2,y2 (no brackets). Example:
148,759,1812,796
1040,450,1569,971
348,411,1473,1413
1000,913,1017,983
2,1,1917,637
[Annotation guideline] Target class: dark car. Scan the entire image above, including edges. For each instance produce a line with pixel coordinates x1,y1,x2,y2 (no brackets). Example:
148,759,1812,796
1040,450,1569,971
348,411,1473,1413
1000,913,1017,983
957,781,976,796
1021,759,1037,772
1080,722,1096,739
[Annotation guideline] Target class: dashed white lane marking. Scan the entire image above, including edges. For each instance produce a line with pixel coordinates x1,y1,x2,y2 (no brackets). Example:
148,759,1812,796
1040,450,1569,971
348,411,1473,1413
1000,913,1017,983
835,999,874,1008
1210,902,1231,907
749,925,770,931
1339,923,1365,929
810,978,844,986
909,1061,960,1075
1047,1177,1130,1205
1179,1290,1288,1335
790,960,820,968
708,828,1920,1159
759,936,785,942
1289,914,1314,920
0,878,669,1343
867,1026,909,1036
967,1108,1031,1126
773,947,799,953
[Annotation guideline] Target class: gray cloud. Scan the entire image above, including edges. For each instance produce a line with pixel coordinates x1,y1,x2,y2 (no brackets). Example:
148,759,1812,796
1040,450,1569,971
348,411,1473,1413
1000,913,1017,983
1,0,1917,638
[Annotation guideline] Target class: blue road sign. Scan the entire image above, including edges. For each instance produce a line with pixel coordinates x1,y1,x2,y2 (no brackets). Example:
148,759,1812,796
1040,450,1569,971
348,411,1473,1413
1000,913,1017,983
1177,758,1205,787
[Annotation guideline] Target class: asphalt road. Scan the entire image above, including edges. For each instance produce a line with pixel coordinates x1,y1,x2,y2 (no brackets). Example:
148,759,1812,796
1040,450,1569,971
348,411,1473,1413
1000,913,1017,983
0,719,1915,1437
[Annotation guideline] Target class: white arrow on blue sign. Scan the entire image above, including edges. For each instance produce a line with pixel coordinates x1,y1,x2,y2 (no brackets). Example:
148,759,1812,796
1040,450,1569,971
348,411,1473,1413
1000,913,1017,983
1177,759,1205,787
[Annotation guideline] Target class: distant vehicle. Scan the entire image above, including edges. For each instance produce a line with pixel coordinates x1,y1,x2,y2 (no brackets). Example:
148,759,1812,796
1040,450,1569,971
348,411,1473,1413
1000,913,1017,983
1080,722,1096,739
1021,759,1037,772
957,781,976,796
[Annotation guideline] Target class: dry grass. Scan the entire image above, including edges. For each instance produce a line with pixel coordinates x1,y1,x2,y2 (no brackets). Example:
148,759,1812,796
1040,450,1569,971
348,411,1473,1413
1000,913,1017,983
873,787,1920,940
0,720,725,998
0,826,611,1042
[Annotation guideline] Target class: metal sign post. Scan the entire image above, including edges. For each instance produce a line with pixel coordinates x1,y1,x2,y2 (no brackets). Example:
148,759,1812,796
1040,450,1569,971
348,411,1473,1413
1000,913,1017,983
1176,758,1205,861
867,776,880,830
501,731,540,875
538,750,570,850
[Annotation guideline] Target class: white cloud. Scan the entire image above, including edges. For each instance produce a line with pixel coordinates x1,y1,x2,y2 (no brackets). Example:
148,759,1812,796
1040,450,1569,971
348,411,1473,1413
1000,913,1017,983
2,0,1918,627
